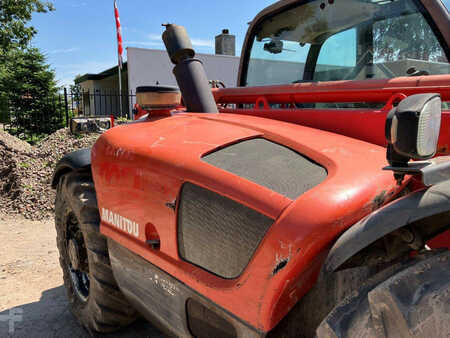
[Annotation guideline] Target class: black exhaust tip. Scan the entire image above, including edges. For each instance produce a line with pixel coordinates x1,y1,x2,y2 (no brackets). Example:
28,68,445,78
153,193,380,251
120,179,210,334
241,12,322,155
162,24,194,64
162,24,218,113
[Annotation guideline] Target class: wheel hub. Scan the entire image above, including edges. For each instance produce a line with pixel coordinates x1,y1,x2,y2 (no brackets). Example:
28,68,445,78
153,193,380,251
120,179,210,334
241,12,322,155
66,219,90,302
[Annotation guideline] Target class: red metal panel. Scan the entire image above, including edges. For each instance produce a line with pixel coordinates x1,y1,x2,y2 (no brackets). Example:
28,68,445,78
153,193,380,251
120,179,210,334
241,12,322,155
91,74,450,331
92,113,404,332
218,107,450,155
213,75,450,155
213,75,450,103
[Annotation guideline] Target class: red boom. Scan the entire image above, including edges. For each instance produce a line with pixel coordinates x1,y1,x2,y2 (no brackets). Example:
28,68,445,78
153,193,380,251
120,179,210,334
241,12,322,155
213,75,450,154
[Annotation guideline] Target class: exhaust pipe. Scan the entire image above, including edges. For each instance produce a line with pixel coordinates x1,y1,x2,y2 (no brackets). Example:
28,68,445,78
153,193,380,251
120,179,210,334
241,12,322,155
162,24,218,113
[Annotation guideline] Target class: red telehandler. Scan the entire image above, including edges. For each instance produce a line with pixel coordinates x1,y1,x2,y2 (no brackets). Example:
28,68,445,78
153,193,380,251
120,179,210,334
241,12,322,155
52,0,450,336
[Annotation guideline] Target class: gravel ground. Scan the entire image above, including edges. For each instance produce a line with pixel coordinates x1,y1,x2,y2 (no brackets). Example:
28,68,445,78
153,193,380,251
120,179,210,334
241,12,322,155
0,130,165,336
0,129,98,220
0,213,165,337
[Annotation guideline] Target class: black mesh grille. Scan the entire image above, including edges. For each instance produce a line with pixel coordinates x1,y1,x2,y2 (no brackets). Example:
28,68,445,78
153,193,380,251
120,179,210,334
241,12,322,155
178,183,273,279
202,138,327,200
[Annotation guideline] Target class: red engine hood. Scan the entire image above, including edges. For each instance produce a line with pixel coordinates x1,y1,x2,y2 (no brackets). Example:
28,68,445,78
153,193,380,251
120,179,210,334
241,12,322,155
92,112,403,331
94,112,398,219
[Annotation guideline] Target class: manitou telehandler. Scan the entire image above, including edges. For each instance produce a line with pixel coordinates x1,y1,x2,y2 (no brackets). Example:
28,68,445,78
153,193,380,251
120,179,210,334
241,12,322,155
52,0,450,336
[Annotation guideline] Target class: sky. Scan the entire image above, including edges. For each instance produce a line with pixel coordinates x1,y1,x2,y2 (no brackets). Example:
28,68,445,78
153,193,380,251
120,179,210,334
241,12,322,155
30,0,449,87
30,0,274,87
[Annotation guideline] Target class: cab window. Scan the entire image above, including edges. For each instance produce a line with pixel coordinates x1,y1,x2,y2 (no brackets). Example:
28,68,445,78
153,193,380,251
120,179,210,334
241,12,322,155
244,0,449,86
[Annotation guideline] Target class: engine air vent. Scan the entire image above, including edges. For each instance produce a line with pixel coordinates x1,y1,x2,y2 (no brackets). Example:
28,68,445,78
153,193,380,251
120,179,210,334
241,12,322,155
178,183,273,279
202,138,327,200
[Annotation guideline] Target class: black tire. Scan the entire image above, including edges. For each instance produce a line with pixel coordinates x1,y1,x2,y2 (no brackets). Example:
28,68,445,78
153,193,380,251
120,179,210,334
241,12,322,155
55,170,137,333
317,250,450,338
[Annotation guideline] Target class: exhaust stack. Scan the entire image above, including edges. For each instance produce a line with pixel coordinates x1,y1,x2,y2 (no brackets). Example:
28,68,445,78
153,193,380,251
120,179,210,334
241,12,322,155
162,24,218,113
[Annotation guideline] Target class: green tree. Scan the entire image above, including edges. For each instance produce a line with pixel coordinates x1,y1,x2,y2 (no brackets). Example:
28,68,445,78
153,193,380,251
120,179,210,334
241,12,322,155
0,47,61,139
70,75,82,100
68,75,82,118
0,0,59,141
1,47,56,97
0,0,53,57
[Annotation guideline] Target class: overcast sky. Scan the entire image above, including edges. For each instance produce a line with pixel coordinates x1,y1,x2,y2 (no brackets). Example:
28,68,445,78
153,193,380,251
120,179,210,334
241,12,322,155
30,0,449,87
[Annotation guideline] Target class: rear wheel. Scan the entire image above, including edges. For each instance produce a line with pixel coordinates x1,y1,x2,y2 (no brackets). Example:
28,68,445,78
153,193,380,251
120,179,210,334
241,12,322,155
268,266,377,338
55,171,137,333
269,250,449,338
317,250,450,338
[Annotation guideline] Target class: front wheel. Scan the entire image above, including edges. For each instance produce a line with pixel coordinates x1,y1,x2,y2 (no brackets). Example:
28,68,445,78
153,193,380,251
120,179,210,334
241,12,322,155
55,171,137,333
317,250,450,337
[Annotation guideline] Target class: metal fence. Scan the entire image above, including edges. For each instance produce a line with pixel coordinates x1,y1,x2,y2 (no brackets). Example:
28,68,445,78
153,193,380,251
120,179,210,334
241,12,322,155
69,88,136,118
0,88,136,142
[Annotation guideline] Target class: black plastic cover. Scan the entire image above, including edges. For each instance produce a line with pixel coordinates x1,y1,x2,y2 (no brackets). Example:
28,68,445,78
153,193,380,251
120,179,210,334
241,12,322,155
51,148,91,188
187,299,237,338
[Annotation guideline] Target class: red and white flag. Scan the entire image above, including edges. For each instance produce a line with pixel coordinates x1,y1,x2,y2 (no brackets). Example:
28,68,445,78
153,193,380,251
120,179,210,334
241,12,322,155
114,0,123,69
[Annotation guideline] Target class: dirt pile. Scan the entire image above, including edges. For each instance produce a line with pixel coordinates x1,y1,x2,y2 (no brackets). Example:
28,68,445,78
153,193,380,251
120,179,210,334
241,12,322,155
0,129,98,220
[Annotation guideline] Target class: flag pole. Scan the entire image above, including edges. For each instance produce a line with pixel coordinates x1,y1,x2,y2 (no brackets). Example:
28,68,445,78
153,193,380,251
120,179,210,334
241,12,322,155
118,56,123,118
114,0,124,118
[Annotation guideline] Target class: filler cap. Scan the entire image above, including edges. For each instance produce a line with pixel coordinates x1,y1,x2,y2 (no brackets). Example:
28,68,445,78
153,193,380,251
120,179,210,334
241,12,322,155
136,86,181,109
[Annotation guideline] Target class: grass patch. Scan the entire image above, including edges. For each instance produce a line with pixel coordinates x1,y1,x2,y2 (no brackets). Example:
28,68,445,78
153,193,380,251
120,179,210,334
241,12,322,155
19,162,31,168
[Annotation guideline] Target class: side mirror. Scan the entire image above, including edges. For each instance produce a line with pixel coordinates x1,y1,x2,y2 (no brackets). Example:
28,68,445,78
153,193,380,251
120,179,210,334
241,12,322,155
385,93,442,167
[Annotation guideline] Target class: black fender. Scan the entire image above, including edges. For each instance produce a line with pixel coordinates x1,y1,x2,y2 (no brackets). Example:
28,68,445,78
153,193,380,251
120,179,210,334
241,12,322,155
51,148,91,189
324,180,450,273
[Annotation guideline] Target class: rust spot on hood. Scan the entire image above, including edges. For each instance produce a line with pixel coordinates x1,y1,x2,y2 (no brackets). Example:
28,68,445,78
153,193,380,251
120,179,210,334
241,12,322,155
272,259,289,276
372,190,387,211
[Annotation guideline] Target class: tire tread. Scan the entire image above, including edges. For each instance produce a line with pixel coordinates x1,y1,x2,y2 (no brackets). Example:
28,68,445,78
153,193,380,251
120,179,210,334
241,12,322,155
54,171,137,333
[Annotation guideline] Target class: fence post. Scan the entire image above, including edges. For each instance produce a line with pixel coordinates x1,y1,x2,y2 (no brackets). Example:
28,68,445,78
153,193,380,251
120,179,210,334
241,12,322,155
64,88,69,127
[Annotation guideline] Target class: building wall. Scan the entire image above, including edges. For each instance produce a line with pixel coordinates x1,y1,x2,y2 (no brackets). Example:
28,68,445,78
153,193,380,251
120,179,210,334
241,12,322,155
77,73,129,116
77,48,239,116
126,47,240,93
93,74,128,93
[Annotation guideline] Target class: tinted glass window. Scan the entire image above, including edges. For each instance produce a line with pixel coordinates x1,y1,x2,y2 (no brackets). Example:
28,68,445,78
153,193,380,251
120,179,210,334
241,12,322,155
247,39,312,86
314,28,357,81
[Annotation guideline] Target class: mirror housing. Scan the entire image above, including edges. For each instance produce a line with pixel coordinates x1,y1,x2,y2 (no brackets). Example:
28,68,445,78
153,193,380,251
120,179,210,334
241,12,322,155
264,40,283,54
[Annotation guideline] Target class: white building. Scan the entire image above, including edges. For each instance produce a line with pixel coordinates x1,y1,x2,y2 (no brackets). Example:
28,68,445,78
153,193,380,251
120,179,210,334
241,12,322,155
75,31,239,116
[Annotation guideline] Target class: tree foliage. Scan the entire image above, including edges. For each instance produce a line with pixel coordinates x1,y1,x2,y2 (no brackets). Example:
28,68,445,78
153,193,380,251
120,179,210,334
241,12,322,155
0,47,62,138
0,47,57,99
0,0,57,99
70,75,82,99
0,0,54,56
0,1,62,140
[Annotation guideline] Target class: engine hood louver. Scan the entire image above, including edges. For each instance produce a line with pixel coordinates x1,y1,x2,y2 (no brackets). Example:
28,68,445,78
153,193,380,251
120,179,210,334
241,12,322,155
202,138,327,200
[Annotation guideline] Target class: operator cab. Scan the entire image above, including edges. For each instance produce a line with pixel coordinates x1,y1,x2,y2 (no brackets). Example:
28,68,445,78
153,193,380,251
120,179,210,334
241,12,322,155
241,0,450,87
238,0,450,185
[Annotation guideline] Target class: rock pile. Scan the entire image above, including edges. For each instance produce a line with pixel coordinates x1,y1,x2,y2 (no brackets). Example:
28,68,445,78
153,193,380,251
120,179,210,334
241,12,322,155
0,128,98,220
